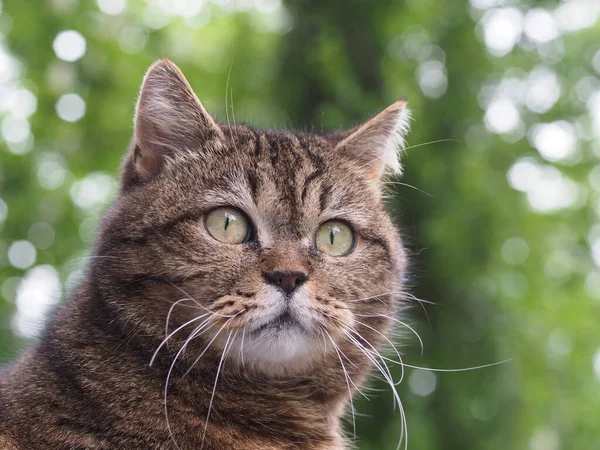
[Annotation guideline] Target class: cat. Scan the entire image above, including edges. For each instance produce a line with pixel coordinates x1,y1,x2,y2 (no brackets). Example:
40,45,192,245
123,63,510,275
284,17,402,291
0,59,411,450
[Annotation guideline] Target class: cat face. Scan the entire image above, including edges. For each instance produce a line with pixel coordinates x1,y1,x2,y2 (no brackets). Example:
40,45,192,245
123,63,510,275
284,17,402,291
94,60,410,376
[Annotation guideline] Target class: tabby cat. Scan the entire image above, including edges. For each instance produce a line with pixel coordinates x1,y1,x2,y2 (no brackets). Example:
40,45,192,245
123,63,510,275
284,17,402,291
0,60,411,450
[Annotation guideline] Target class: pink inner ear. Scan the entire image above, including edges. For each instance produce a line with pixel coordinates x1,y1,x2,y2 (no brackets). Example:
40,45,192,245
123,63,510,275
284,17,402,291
133,144,161,177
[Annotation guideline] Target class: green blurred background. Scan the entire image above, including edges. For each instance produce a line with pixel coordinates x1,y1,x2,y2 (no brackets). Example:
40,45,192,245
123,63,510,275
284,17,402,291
1,0,599,448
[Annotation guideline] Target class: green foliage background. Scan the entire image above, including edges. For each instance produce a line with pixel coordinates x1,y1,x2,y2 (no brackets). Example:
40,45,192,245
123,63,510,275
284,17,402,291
1,0,600,449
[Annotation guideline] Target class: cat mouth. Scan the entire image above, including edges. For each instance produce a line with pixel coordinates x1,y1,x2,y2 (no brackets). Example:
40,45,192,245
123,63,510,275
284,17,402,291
251,311,305,335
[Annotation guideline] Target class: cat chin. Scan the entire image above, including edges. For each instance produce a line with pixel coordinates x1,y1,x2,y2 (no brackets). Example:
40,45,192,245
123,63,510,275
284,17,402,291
246,328,315,362
225,326,323,373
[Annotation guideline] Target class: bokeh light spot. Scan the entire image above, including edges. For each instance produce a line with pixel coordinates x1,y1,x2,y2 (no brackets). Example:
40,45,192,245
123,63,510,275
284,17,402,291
469,398,497,421
96,0,126,15
0,198,7,224
470,0,506,9
118,26,149,54
507,157,540,193
408,370,437,397
588,165,600,192
52,30,86,62
594,349,600,379
142,5,172,29
480,8,523,57
417,60,447,99
529,428,559,450
526,166,578,213
501,237,529,265
485,99,520,134
8,89,37,119
8,240,37,270
69,172,117,211
508,159,580,213
56,93,86,122
588,91,600,139
13,265,62,338
1,115,30,144
500,271,528,298
27,223,55,250
36,153,68,190
546,329,573,359
593,49,600,75
1,277,21,303
524,9,559,44
525,66,561,113
555,0,600,32
530,121,577,163
0,44,21,84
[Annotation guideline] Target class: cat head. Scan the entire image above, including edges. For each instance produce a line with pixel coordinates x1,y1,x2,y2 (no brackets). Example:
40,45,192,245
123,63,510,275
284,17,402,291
94,60,411,377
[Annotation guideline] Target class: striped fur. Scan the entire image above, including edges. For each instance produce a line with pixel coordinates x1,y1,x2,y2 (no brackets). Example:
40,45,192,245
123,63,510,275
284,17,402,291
0,60,411,450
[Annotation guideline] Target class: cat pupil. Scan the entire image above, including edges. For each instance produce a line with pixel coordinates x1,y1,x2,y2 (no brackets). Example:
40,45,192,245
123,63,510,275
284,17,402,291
330,230,334,245
224,216,230,231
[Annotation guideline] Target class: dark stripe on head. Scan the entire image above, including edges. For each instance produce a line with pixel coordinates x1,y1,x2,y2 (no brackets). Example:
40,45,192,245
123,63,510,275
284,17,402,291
267,133,280,169
275,133,303,228
301,171,320,202
319,183,332,212
246,168,259,201
247,129,263,201
252,128,262,158
299,136,325,204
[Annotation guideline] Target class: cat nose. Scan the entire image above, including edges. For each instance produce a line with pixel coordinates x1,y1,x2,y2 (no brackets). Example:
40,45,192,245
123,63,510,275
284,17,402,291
264,270,308,295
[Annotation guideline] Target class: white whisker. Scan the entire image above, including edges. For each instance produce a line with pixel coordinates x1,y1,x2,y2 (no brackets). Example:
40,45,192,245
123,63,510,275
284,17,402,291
151,314,209,367
400,359,513,372
342,330,407,450
163,320,210,450
345,325,404,385
325,331,356,443
182,316,238,378
354,315,424,356
165,298,196,346
345,291,396,304
225,63,233,133
402,291,437,305
385,181,434,198
402,138,461,151
239,326,247,370
200,331,234,450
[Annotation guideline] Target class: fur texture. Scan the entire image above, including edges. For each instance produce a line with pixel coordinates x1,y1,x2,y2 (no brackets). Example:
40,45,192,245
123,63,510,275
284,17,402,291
0,60,411,450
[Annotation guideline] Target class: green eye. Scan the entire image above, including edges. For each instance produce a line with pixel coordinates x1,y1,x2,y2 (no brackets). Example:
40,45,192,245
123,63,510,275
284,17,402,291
316,221,355,256
205,207,250,244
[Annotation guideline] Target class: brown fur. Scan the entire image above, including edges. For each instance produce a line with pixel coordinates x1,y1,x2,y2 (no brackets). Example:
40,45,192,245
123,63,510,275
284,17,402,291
0,60,411,450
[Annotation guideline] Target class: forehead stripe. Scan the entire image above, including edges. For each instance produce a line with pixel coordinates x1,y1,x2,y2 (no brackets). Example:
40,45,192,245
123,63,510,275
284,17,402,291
299,136,325,204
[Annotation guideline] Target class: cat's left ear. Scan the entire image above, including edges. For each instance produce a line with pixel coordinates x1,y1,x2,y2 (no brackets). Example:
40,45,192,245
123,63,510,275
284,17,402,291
126,59,223,181
335,100,411,181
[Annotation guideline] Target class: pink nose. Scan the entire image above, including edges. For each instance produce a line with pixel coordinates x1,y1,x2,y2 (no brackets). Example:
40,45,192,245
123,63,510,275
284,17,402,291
264,270,308,295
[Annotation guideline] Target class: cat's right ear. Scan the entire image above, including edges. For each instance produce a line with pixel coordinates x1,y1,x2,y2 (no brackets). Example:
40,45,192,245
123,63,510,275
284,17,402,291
124,59,223,182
